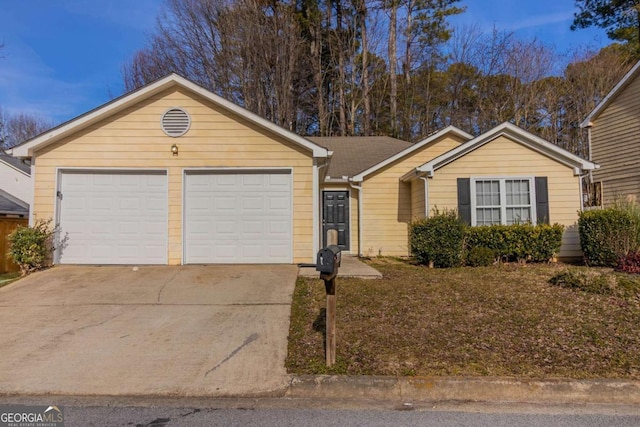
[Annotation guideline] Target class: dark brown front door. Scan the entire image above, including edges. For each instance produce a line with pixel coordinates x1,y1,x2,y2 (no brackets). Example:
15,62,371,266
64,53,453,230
323,191,350,250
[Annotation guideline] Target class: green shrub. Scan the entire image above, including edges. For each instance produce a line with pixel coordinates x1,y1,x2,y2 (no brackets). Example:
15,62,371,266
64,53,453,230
410,209,466,268
466,223,564,263
549,269,640,297
8,219,59,275
614,198,640,249
578,208,635,267
549,269,613,295
531,224,565,262
467,246,495,267
549,269,587,289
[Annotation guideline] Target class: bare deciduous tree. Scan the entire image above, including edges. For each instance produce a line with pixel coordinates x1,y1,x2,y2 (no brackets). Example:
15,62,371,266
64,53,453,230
0,107,53,149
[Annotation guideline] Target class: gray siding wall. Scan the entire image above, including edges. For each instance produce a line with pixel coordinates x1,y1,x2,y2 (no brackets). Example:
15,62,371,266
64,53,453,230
591,73,640,205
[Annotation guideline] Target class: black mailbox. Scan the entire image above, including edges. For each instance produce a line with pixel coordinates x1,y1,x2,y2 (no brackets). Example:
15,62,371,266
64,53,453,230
316,245,342,278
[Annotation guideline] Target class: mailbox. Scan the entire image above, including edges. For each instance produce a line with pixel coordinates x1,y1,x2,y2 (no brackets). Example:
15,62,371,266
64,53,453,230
316,245,341,279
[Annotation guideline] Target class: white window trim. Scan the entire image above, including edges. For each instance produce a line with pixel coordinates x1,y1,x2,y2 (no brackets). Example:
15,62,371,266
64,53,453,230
470,176,537,226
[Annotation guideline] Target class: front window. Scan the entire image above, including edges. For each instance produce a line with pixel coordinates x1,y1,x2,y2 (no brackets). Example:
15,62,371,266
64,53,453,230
472,178,535,226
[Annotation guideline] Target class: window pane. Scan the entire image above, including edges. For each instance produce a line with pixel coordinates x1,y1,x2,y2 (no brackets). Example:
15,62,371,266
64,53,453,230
476,180,500,207
506,179,530,206
476,208,501,225
506,207,531,224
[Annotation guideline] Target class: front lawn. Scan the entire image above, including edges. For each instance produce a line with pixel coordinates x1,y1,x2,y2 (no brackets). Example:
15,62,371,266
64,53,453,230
0,272,21,288
286,258,640,378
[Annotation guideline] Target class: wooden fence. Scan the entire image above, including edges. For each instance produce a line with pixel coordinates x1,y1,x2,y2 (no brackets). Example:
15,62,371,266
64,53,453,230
0,218,28,274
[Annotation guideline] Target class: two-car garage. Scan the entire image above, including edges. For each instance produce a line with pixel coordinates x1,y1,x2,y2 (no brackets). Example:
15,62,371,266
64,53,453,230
14,75,326,266
57,169,292,265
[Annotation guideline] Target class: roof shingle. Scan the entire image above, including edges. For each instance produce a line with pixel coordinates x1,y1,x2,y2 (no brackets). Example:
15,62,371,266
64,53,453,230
0,154,31,175
308,136,412,179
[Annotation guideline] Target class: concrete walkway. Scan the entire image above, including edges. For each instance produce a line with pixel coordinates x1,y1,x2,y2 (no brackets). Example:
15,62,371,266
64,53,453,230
298,255,382,279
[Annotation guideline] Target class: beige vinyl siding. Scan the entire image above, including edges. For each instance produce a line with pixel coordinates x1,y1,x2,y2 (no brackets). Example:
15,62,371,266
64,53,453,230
361,135,464,257
320,183,358,253
33,87,315,264
591,73,640,205
427,135,583,257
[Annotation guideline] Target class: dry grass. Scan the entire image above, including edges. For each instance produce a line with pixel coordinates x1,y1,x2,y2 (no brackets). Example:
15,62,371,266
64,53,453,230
0,272,20,288
286,258,640,378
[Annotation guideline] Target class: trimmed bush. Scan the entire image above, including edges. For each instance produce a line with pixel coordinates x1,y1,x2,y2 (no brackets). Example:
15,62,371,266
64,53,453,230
8,219,58,275
410,209,466,268
530,223,565,262
578,208,634,267
467,246,495,267
465,223,564,263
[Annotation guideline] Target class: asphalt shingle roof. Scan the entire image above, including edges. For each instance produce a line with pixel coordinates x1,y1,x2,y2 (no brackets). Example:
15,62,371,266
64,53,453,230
308,136,413,178
0,189,28,216
0,154,31,175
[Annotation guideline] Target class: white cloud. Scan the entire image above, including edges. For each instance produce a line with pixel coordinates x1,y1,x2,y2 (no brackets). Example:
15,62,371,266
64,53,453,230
505,11,574,32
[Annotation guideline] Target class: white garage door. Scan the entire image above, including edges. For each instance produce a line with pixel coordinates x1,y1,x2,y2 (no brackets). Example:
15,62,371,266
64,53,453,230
184,170,292,264
58,171,168,264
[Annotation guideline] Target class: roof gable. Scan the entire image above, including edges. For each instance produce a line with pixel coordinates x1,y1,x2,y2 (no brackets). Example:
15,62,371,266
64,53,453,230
12,74,329,158
581,59,640,128
404,122,597,180
349,126,473,182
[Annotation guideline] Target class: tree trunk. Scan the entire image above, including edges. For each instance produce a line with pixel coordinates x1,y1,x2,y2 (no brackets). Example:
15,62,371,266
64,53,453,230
388,1,398,137
361,0,370,135
337,0,347,135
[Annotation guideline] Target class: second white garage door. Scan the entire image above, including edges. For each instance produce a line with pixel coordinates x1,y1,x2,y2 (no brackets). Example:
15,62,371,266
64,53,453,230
184,170,292,264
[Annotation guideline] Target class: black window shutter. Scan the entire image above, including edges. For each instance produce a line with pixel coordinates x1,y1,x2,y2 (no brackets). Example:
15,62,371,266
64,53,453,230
535,176,549,224
457,178,471,225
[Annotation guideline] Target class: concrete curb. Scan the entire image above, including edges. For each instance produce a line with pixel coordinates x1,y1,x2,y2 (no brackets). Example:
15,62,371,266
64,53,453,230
287,375,640,405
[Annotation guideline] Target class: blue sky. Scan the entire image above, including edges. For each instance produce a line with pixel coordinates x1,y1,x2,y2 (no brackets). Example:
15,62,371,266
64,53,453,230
0,0,611,125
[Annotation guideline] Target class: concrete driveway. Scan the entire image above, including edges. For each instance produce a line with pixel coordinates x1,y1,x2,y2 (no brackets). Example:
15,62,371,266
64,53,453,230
0,265,298,397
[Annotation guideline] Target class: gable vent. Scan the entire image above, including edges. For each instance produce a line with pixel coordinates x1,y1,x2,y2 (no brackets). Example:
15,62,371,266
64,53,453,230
161,108,191,137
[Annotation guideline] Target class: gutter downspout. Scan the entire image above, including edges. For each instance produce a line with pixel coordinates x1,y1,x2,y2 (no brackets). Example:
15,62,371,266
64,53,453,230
419,176,429,218
349,181,363,257
29,160,35,227
579,172,585,211
314,158,329,259
586,123,594,191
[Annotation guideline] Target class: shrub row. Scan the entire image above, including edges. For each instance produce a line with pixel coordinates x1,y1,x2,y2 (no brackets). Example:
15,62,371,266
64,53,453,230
409,210,564,268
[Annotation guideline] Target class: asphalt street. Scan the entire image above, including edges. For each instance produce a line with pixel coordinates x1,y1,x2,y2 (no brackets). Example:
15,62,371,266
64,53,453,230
63,405,640,427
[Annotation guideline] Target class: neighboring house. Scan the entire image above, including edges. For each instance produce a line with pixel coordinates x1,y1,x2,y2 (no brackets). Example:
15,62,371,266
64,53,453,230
581,60,640,206
12,74,596,265
0,154,31,218
0,155,30,274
